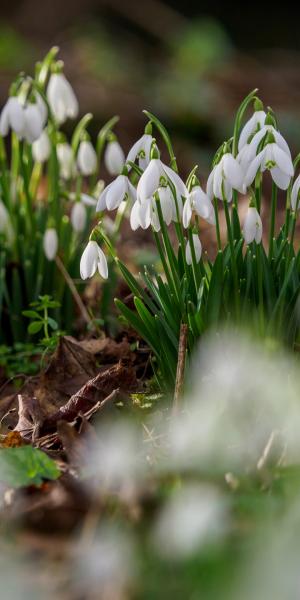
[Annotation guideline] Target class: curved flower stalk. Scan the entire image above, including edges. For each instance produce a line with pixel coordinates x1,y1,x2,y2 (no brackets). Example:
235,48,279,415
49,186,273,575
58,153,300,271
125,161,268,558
47,69,78,124
104,139,125,175
183,185,215,228
96,173,136,212
245,139,294,190
77,140,97,176
238,101,266,152
80,240,108,280
207,152,245,202
243,206,263,244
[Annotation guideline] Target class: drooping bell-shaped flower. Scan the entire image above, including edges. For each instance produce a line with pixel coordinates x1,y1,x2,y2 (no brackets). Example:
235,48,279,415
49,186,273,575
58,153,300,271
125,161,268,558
238,102,266,151
126,133,153,171
77,140,97,176
32,129,51,162
185,234,202,265
0,93,47,143
130,186,175,232
291,174,300,211
57,142,75,180
96,174,136,212
242,206,263,244
183,185,215,228
43,228,58,260
238,120,292,176
47,71,78,124
207,153,245,202
80,240,108,280
137,158,187,212
245,141,294,190
104,140,125,176
71,202,87,233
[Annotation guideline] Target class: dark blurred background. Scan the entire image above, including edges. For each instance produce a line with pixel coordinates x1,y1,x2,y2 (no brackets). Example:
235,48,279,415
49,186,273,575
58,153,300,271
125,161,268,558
1,0,300,175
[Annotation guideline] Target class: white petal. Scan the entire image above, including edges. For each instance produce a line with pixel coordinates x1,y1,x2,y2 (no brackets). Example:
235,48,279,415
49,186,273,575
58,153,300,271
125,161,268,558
192,186,214,221
8,97,25,135
243,207,259,244
71,202,86,232
127,180,137,203
157,186,174,225
80,241,98,279
32,130,51,162
77,141,97,176
80,193,97,207
163,164,188,199
272,144,294,177
206,166,216,200
0,101,10,136
139,199,152,229
185,234,202,265
270,167,291,190
130,201,141,230
104,141,125,176
222,153,244,192
291,175,300,211
137,159,162,202
106,175,127,210
238,113,258,151
273,130,291,158
244,150,266,187
96,181,114,211
43,228,58,260
182,197,192,228
97,246,108,279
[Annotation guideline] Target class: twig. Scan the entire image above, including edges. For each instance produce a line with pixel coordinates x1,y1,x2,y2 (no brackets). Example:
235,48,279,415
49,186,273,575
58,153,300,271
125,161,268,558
173,323,188,414
55,255,92,326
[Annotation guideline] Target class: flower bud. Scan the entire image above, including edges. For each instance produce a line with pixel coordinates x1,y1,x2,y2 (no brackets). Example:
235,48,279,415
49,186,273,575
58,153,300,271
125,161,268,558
104,140,125,176
71,202,87,232
43,228,58,260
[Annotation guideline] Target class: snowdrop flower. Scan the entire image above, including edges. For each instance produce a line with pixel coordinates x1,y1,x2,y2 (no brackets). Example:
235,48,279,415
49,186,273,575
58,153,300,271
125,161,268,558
57,142,75,179
130,186,176,231
32,129,51,162
238,107,266,151
126,133,153,170
0,95,46,142
207,153,245,202
238,123,292,175
80,240,108,280
104,140,125,175
183,185,215,228
185,234,202,265
77,140,97,176
245,142,294,190
71,202,86,232
137,158,187,210
47,72,78,124
79,192,97,207
243,206,262,244
43,228,58,260
96,174,136,211
291,175,300,211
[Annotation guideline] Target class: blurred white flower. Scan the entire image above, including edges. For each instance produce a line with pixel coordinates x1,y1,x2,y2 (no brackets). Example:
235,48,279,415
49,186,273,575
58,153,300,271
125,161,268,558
71,202,86,232
47,72,78,124
183,185,215,228
79,192,97,207
104,140,125,175
80,240,108,280
32,129,51,162
245,142,294,190
291,174,300,211
57,142,74,180
152,484,228,559
185,234,202,265
207,153,245,202
43,228,58,260
136,158,186,220
0,95,46,142
243,206,262,244
238,109,266,151
0,201,14,242
126,133,153,170
97,174,136,211
77,140,97,176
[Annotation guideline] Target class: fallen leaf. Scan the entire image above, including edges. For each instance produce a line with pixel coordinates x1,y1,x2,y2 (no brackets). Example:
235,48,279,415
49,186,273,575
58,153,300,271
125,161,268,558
0,446,60,488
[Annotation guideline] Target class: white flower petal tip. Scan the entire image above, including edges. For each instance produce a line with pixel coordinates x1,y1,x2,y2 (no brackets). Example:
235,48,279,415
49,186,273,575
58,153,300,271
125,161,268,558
43,228,58,261
185,234,202,265
207,153,243,202
32,130,51,163
126,134,153,170
0,94,46,142
77,141,97,176
238,110,266,152
291,175,300,212
104,141,125,176
184,186,215,228
96,175,136,212
80,240,108,280
245,143,294,190
47,73,78,124
243,207,262,244
71,203,87,232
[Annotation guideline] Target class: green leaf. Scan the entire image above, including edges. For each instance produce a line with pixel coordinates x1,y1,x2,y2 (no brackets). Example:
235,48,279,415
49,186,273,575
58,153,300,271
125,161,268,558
22,310,41,319
28,320,44,334
206,251,224,326
0,446,60,488
47,317,58,330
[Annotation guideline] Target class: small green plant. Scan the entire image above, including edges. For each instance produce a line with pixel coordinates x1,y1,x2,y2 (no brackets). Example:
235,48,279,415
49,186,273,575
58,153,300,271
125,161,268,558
22,295,63,352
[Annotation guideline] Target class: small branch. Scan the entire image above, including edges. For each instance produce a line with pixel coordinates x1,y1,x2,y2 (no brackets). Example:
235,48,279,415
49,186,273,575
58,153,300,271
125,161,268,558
173,323,188,414
55,255,92,326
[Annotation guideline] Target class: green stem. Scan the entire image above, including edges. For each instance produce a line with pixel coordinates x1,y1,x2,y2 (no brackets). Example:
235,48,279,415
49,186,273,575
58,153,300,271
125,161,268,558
213,197,221,250
268,182,278,259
